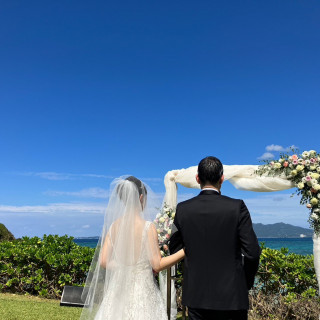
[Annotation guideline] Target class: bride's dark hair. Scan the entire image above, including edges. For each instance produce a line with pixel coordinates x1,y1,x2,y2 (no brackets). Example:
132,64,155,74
116,176,147,203
125,176,147,196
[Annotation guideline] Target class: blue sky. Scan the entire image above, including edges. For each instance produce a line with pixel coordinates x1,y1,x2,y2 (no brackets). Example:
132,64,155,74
1,0,319,237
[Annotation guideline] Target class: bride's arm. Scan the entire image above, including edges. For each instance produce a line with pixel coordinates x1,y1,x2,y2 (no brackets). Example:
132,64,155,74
100,232,112,268
147,223,185,273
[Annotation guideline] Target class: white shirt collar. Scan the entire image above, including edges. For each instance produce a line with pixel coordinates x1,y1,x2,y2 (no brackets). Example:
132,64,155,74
202,187,219,193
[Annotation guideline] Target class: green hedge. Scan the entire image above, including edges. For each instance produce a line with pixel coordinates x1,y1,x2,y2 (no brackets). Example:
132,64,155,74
0,235,94,298
0,236,318,299
254,244,318,298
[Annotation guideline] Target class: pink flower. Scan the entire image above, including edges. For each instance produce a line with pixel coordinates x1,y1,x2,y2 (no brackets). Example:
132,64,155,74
293,160,298,165
292,154,298,160
306,176,312,181
310,158,316,163
283,161,289,167
307,204,312,208
166,234,170,239
163,245,168,251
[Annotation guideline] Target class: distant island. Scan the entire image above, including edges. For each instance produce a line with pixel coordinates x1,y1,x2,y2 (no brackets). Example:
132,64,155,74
0,223,15,242
253,222,313,238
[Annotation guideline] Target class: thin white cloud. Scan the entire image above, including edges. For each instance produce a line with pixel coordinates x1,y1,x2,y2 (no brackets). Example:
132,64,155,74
82,225,90,229
0,202,106,215
0,191,195,218
258,152,275,160
265,144,298,152
15,172,162,183
45,188,109,199
266,144,286,152
18,172,114,181
258,144,298,160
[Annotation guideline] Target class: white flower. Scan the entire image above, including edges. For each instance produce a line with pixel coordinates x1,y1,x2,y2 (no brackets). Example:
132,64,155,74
311,173,320,180
159,217,165,223
310,165,317,171
302,151,310,159
171,212,175,218
168,229,172,235
311,213,318,220
279,158,285,163
156,213,161,219
291,170,298,176
317,167,320,173
307,181,313,187
160,250,165,257
302,177,307,183
311,179,318,186
274,163,282,169
296,165,304,172
297,182,304,189
318,194,320,199
311,198,319,206
310,150,317,156
314,209,320,213
163,214,168,219
305,160,311,166
289,164,293,168
313,184,320,191
157,229,161,234
298,159,304,164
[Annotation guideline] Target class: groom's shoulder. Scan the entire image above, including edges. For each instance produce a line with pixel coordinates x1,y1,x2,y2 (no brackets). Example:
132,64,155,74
176,195,199,208
220,194,243,203
220,194,245,206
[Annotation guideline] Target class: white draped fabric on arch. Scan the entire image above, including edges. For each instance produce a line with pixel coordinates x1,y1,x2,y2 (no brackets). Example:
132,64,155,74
162,164,320,309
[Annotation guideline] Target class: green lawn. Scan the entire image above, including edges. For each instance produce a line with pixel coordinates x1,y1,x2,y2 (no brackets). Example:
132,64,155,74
0,293,189,320
0,293,188,320
0,293,82,320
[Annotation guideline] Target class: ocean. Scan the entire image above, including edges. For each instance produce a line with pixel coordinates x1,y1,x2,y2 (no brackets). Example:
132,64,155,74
74,237,314,256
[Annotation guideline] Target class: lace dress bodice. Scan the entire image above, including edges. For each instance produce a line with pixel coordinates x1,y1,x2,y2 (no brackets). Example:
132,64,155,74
94,221,167,320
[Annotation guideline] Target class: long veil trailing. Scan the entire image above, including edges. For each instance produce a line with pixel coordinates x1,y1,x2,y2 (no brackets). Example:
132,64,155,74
80,176,166,320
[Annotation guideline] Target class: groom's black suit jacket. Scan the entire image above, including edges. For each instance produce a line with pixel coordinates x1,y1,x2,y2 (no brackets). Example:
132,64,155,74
169,190,261,310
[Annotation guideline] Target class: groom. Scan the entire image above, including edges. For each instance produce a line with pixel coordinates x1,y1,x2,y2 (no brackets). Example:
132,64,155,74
169,156,261,320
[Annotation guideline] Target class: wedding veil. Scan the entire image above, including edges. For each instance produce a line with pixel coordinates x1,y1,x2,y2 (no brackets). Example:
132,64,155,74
80,176,161,320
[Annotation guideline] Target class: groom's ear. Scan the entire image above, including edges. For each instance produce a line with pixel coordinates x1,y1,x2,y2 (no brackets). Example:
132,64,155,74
220,175,225,185
196,174,201,185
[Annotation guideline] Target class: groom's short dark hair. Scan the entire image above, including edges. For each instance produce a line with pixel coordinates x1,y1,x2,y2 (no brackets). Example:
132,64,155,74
198,156,223,186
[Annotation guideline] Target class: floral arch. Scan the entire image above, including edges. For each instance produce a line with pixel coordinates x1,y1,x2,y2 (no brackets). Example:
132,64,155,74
159,151,320,301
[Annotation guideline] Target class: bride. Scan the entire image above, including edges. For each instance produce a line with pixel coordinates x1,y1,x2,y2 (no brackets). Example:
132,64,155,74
80,176,185,320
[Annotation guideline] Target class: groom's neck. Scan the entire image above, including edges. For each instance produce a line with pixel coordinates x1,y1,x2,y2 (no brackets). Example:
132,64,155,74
201,184,220,192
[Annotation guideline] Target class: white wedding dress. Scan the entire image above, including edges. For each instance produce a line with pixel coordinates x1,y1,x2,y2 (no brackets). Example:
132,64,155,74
80,177,168,320
94,222,167,320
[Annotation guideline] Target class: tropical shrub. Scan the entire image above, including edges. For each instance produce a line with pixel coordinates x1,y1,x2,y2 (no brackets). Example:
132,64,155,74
0,235,94,298
255,244,317,297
